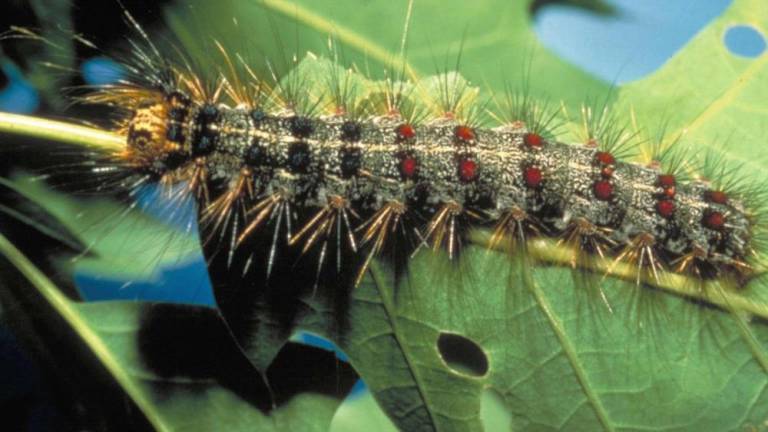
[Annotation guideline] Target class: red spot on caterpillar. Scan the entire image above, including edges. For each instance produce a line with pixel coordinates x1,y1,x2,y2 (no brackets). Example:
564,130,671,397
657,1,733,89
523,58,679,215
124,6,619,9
703,210,726,230
400,155,418,179
594,151,615,165
523,166,543,188
657,174,676,188
593,180,614,201
658,174,676,198
706,190,728,205
458,157,478,182
523,133,543,149
455,125,475,143
396,124,415,141
656,200,675,218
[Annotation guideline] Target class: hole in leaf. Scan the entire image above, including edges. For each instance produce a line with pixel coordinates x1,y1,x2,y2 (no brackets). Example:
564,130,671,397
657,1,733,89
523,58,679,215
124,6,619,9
436,333,488,377
724,25,766,58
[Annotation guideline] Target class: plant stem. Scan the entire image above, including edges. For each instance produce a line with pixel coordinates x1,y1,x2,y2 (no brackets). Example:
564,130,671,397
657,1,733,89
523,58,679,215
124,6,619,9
0,112,122,151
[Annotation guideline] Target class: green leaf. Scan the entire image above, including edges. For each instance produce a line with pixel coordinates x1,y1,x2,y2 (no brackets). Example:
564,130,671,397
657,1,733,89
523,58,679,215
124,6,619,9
0,224,354,431
0,179,357,431
165,0,610,112
361,252,768,431
619,0,768,177
8,175,200,281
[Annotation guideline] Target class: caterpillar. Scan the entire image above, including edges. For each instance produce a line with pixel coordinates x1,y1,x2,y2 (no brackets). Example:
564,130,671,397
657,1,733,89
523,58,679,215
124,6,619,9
2,1,768,431
79,17,761,293
117,64,755,283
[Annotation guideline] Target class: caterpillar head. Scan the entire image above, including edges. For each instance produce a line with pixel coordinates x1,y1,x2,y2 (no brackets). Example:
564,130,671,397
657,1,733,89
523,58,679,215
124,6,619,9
124,90,189,174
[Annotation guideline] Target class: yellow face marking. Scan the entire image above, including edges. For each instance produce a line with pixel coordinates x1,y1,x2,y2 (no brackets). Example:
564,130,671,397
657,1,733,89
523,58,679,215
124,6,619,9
124,100,177,166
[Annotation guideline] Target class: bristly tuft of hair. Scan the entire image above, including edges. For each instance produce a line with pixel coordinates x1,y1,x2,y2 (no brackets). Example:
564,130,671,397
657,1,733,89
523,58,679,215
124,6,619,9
574,96,640,159
490,78,563,138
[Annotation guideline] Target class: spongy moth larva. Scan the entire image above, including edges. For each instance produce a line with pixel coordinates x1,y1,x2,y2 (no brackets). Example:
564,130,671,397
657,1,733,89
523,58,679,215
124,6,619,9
108,45,759,293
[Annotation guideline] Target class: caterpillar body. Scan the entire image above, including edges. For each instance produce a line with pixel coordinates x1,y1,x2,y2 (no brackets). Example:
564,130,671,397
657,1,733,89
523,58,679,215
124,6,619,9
113,59,757,290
